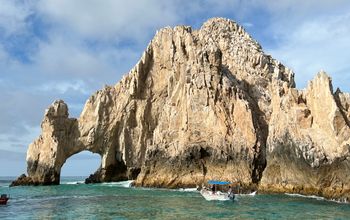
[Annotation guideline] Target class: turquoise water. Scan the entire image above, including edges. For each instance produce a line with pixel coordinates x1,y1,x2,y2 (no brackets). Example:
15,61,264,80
1,177,350,219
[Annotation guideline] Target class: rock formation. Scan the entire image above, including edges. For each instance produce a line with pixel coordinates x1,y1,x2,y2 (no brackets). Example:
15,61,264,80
260,71,350,201
12,18,350,202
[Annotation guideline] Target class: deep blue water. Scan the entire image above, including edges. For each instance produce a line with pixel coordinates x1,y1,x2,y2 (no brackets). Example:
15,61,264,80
0,177,350,219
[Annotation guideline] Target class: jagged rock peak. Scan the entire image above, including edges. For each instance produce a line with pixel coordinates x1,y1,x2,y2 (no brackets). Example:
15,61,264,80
201,17,261,48
45,100,68,118
317,69,330,78
307,70,333,92
118,17,295,105
149,17,265,64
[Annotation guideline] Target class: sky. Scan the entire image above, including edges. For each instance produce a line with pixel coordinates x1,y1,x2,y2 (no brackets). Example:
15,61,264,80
0,0,350,177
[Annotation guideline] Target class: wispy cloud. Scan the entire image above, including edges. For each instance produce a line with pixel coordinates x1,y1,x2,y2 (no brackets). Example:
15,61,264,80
35,36,111,77
37,81,90,95
0,0,34,36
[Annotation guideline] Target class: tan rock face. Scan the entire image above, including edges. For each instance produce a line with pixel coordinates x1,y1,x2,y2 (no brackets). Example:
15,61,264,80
12,18,350,201
261,71,350,201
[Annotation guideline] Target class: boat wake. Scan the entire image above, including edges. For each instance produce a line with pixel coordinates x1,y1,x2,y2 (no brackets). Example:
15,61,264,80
176,188,198,192
235,191,256,197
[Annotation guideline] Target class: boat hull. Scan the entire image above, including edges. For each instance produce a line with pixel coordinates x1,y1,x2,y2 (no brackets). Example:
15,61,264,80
0,198,9,205
200,189,234,201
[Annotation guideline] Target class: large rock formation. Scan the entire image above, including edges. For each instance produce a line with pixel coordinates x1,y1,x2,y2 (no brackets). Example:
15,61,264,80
12,18,350,201
260,71,350,201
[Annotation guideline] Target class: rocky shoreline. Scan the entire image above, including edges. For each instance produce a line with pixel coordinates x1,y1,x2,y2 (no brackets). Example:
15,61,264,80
12,18,350,202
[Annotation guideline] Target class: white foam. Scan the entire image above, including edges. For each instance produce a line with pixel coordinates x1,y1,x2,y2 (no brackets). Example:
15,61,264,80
101,180,134,188
248,191,256,196
177,188,198,192
330,198,348,204
285,193,350,204
285,193,325,200
63,181,84,185
235,191,256,197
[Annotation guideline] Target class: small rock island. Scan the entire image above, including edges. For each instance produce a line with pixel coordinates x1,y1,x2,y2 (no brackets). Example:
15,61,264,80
12,18,350,202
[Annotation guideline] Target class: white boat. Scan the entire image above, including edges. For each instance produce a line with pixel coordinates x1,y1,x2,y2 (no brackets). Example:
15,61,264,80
200,189,235,201
200,180,235,201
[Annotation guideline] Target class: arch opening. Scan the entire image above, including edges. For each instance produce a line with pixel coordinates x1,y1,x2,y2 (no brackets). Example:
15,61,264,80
60,151,101,184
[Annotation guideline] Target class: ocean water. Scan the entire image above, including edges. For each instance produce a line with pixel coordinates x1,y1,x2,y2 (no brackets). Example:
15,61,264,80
1,177,350,219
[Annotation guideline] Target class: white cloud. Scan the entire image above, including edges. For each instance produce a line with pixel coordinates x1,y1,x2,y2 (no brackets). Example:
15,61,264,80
242,22,253,28
0,44,7,60
0,90,48,134
36,0,180,42
256,0,346,11
34,36,112,77
30,34,142,88
238,0,348,19
37,80,90,95
0,0,34,36
267,13,350,90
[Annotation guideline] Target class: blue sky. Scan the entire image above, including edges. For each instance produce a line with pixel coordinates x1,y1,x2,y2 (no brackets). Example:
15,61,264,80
1,0,350,177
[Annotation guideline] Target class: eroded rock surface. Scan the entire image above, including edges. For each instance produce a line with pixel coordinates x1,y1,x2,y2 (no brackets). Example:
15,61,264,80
12,18,350,201
260,71,350,201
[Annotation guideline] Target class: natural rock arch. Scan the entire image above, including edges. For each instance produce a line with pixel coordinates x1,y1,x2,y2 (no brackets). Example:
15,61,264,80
17,100,140,185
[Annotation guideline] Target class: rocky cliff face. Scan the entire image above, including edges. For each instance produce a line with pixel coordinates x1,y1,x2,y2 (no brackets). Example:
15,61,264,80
12,18,350,201
260,71,350,201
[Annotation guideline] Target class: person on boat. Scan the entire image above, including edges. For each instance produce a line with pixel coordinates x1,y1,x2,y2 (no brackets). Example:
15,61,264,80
0,194,9,205
228,186,234,199
211,184,216,194
228,186,232,194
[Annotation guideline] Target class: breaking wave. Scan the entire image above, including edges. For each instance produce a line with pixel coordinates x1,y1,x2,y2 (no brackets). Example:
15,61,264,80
63,181,85,185
101,180,134,188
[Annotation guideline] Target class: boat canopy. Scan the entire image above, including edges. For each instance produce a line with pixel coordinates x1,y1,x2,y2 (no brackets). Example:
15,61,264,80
207,180,231,185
